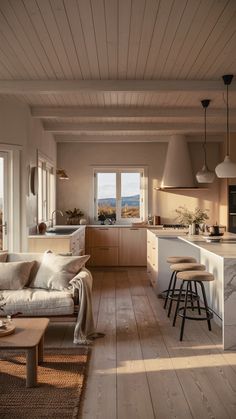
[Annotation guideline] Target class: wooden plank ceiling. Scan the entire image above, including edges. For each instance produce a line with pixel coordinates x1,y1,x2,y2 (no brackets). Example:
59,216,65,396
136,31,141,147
0,0,236,142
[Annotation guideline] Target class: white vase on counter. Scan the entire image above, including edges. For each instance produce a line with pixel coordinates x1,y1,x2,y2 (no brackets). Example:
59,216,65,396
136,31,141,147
188,223,198,235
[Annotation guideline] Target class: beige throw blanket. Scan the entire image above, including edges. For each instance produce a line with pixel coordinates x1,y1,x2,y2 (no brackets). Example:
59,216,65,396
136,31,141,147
70,268,103,344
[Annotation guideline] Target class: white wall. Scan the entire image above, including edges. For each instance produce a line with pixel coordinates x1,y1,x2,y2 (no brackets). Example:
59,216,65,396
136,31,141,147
0,98,56,250
57,139,221,225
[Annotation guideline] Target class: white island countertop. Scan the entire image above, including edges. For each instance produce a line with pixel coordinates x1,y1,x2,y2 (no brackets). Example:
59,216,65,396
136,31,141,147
179,232,236,258
176,232,236,350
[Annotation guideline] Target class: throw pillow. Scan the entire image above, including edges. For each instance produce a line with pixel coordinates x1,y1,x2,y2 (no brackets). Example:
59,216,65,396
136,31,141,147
0,252,7,262
30,253,90,290
0,261,35,290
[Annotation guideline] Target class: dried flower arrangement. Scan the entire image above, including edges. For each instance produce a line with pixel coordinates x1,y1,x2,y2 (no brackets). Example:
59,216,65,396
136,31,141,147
175,206,209,225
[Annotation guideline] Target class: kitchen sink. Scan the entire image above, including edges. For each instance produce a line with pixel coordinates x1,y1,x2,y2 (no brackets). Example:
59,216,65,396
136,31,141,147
46,227,78,235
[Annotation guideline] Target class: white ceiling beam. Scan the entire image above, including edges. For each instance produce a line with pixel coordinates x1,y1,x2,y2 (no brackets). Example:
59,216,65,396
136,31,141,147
31,105,236,119
44,121,234,133
1,79,236,94
54,133,223,143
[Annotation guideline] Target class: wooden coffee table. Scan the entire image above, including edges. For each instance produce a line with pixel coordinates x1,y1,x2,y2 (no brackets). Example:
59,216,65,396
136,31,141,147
0,318,49,387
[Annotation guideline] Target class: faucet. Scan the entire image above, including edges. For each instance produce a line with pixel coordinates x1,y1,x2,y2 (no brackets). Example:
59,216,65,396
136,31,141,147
50,209,63,228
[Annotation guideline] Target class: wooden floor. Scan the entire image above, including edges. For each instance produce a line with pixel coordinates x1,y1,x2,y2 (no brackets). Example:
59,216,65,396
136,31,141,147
46,268,236,419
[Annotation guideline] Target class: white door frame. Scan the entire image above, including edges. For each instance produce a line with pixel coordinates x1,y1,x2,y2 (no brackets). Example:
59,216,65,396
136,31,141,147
0,144,21,251
0,152,8,250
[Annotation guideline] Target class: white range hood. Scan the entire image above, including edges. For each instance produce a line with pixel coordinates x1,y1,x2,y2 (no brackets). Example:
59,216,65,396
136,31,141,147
161,135,195,189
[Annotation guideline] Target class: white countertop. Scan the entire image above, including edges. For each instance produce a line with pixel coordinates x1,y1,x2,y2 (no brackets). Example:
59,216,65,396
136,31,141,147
86,224,163,228
179,233,236,258
149,228,189,236
28,225,83,238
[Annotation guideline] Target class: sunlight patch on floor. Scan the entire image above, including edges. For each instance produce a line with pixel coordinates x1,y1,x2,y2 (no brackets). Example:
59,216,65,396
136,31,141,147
95,352,236,375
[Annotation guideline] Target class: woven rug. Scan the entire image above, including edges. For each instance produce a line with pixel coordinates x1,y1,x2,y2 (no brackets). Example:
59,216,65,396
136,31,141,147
0,348,89,418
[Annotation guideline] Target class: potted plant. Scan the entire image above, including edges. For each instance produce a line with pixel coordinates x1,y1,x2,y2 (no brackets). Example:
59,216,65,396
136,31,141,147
175,206,209,234
98,212,106,225
65,208,84,225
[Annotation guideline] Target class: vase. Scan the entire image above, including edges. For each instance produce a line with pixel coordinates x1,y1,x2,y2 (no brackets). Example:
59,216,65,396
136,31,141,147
188,223,199,235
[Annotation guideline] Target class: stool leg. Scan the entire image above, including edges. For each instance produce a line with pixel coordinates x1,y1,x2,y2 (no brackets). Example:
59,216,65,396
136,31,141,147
164,270,175,309
173,280,184,327
199,281,212,331
180,281,190,341
189,281,194,311
194,281,201,315
167,272,177,317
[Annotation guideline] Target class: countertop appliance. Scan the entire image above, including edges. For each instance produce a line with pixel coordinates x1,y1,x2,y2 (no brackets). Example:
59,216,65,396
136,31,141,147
162,224,186,229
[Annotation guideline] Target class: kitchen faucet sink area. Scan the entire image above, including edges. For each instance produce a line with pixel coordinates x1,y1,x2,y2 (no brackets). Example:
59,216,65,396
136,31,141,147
46,227,79,235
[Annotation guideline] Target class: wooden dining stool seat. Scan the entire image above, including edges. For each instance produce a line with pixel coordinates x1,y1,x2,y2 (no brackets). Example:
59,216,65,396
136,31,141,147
163,256,197,308
166,256,197,264
164,261,205,317
173,270,214,341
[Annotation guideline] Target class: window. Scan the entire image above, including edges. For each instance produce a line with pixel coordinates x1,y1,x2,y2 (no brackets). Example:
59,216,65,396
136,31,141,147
37,152,55,223
94,168,147,223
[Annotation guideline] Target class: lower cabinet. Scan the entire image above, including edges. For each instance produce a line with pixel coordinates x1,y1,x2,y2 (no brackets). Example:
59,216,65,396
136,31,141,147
147,229,158,286
86,227,147,267
88,247,119,266
119,228,147,266
86,227,119,266
28,227,85,256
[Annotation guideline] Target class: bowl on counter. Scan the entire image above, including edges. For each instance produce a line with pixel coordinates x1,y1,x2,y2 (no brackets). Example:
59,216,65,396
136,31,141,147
202,233,224,243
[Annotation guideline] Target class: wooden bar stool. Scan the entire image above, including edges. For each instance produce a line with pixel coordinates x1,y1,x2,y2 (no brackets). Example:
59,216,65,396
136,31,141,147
173,270,214,341
163,256,197,309
165,262,205,317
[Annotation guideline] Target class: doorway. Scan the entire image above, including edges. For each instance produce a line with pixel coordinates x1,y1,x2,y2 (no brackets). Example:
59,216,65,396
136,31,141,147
0,152,8,250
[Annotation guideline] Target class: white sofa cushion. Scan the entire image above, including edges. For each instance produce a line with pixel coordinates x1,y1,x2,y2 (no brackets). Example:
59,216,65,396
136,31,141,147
0,288,74,316
29,252,90,291
0,252,7,262
0,261,35,290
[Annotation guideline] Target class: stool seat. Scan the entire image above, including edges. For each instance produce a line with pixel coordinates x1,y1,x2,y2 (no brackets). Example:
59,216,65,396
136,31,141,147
177,270,214,282
170,263,205,272
166,256,196,264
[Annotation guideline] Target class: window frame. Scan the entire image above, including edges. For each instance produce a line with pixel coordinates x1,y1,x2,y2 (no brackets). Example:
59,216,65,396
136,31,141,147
93,166,148,224
37,151,55,223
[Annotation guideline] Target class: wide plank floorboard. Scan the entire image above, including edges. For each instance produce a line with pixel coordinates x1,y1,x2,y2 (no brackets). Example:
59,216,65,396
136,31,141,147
70,267,236,419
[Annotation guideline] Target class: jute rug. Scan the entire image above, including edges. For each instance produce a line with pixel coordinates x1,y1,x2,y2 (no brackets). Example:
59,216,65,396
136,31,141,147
0,348,89,418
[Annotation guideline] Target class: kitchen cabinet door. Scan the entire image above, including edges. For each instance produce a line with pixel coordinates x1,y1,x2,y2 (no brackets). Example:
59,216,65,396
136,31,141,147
88,247,119,266
119,228,147,266
89,227,119,247
147,230,158,286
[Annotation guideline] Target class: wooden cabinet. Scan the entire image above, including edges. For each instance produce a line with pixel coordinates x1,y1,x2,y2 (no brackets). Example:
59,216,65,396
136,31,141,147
119,228,147,266
28,227,85,256
86,227,119,266
86,226,147,266
147,229,158,286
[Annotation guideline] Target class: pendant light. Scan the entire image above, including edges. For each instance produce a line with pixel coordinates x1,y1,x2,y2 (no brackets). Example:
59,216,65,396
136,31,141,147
215,74,236,178
196,99,215,183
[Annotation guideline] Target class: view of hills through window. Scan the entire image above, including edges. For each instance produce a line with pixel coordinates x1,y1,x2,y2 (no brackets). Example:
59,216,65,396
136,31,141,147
97,172,141,219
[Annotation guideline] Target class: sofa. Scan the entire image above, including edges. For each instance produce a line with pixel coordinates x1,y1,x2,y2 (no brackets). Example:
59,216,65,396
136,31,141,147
0,251,95,344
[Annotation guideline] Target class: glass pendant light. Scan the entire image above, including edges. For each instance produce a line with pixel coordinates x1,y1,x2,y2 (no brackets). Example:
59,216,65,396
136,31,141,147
215,74,236,178
196,99,215,183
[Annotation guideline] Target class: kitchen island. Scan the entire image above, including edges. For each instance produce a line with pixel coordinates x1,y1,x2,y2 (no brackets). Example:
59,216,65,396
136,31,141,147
154,232,236,350
179,234,236,350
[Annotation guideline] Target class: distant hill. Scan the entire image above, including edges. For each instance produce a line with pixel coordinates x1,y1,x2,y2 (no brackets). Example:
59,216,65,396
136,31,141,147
98,194,140,207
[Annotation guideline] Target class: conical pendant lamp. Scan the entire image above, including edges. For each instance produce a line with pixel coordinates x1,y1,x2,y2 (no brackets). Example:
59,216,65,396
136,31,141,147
215,74,236,178
196,99,215,183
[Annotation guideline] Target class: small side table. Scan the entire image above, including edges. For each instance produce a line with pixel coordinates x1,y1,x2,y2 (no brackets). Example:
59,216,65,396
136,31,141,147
0,318,49,387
